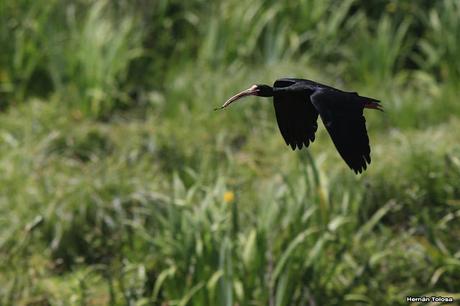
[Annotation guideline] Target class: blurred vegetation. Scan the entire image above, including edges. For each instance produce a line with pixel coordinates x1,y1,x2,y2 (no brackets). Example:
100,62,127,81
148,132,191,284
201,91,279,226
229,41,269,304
0,0,460,305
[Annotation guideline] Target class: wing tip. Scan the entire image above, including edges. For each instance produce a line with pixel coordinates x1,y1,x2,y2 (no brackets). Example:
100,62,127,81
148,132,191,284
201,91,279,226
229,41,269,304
286,138,314,151
351,154,372,174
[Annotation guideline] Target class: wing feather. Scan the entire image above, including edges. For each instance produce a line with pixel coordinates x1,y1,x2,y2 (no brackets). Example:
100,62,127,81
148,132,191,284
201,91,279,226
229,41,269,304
273,80,318,150
310,88,371,173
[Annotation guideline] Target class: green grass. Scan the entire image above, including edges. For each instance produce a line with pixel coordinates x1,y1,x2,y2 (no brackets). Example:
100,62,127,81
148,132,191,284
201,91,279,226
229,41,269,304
1,74,460,305
1,1,460,305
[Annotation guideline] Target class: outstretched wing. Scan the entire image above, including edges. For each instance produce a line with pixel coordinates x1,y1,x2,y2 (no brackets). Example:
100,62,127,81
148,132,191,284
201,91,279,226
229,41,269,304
273,79,319,150
310,88,371,173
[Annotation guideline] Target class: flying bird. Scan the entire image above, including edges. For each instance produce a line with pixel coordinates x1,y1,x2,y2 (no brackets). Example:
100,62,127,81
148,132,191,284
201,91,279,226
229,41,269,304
216,78,383,174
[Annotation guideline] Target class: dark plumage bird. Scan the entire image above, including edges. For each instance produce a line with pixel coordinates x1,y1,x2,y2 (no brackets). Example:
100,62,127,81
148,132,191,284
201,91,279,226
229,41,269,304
216,78,383,174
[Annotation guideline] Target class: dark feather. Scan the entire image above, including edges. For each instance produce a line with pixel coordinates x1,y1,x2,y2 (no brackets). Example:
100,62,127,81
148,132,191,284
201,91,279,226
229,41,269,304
310,88,371,173
273,79,318,150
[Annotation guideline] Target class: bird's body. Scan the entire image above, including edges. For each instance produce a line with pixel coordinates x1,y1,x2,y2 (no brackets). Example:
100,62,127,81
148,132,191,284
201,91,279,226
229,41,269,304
218,78,383,174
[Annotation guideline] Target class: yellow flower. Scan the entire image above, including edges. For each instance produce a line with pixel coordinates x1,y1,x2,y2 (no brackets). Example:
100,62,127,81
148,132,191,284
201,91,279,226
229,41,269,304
223,191,235,203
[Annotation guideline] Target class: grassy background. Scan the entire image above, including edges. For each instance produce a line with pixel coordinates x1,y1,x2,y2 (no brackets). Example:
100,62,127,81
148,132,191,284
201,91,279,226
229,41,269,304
1,0,460,305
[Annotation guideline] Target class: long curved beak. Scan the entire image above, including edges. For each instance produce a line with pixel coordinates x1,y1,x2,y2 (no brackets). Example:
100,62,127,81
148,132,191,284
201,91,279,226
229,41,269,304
215,85,259,110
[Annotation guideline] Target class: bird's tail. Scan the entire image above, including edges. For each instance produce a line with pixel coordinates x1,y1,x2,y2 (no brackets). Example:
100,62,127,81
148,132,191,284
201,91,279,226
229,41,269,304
361,96,384,112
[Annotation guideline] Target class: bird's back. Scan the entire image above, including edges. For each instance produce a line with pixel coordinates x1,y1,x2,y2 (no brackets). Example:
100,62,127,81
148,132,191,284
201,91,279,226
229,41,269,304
274,78,340,92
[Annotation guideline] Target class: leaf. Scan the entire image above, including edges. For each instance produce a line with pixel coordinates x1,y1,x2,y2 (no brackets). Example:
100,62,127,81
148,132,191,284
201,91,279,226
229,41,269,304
242,229,257,268
207,270,224,294
275,272,289,306
178,282,204,306
354,200,396,242
152,266,176,301
327,216,349,232
272,228,317,282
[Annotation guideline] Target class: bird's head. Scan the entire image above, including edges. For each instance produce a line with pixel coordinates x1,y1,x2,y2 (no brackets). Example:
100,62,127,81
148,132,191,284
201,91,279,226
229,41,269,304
216,84,273,110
